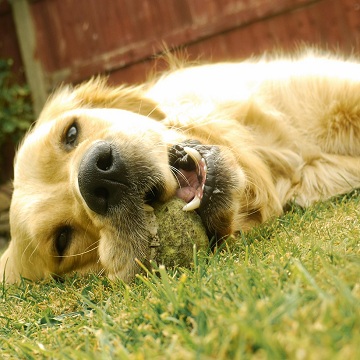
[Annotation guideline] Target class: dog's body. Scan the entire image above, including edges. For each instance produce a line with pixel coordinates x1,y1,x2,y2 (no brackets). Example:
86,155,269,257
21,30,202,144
2,51,360,283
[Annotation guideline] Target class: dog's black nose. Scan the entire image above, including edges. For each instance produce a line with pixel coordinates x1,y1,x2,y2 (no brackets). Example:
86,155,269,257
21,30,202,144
78,141,128,214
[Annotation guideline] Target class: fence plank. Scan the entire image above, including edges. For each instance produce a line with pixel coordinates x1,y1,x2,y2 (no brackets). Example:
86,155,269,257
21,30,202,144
8,0,360,114
12,0,47,115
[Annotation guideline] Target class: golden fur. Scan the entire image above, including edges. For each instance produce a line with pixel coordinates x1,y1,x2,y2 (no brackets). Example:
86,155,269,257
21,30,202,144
2,50,360,283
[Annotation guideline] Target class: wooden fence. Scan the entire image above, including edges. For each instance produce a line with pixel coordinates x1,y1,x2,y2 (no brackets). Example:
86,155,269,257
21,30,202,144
2,0,360,115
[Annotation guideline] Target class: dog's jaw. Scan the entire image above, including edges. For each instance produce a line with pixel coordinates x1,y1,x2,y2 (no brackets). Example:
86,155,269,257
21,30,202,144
93,201,154,282
167,140,243,241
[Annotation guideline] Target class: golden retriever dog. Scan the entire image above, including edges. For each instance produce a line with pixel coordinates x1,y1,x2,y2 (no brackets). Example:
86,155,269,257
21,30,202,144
2,50,360,283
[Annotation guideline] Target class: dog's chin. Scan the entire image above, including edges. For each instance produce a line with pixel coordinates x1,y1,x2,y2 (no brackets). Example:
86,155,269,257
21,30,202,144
96,198,151,281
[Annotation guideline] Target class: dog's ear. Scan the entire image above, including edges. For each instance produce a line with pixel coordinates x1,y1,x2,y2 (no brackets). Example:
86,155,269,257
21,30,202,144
36,77,165,126
237,151,283,230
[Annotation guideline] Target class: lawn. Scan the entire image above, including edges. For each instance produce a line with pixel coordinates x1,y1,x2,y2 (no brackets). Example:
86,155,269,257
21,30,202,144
0,192,359,359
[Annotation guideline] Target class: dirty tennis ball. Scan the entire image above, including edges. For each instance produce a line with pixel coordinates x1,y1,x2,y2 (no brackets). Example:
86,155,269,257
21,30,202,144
146,197,209,268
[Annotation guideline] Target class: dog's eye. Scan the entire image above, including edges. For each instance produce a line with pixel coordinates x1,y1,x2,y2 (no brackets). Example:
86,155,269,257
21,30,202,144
55,226,72,256
65,124,78,148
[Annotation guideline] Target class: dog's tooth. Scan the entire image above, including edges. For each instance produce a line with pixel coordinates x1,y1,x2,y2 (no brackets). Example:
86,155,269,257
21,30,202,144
200,157,207,173
183,146,202,163
144,204,154,212
182,195,201,211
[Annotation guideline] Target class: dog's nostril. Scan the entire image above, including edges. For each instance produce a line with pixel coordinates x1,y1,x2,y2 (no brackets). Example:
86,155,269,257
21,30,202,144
97,151,113,171
94,187,109,200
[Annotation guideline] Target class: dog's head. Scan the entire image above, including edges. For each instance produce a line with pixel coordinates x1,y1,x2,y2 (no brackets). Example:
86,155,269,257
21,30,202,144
0,78,280,283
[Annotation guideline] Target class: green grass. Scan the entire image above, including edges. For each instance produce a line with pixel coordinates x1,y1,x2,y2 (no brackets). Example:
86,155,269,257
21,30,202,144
1,192,360,359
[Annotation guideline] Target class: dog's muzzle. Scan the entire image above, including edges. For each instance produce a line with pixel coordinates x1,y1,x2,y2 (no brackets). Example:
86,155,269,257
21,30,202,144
78,141,129,215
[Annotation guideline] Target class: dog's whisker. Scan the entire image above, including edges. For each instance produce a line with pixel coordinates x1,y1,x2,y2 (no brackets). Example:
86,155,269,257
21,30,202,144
145,104,162,119
169,166,190,187
24,240,41,267
97,267,106,277
54,243,99,258
83,240,100,254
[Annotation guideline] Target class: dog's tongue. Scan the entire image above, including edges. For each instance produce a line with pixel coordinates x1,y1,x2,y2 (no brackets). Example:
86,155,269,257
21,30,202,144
174,161,206,211
176,188,196,203
169,145,208,211
175,169,199,202
169,143,220,213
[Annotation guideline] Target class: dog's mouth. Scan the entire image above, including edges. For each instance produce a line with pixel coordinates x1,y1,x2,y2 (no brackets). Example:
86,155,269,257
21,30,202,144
144,139,229,241
168,140,220,215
